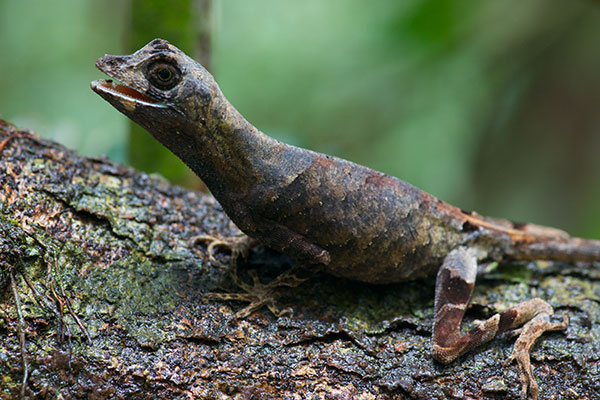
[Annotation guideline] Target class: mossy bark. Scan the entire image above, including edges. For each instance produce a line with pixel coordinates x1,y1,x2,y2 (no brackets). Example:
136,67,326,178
0,119,599,399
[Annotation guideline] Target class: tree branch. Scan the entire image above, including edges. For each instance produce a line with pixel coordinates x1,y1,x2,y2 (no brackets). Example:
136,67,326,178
0,119,598,399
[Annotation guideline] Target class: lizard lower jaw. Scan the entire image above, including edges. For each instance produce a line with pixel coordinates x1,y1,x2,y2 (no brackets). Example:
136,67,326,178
90,79,165,108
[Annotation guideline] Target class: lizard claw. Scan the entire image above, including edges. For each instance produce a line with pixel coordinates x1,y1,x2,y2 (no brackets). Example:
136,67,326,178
205,264,311,319
191,234,257,264
192,234,311,318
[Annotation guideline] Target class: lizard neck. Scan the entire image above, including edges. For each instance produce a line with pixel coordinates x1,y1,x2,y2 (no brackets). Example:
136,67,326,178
177,93,281,202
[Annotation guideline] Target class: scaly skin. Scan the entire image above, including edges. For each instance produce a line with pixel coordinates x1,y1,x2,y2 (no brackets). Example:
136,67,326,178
91,39,600,399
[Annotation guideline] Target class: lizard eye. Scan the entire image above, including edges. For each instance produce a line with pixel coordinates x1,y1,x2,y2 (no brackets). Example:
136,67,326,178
147,61,181,90
158,68,172,81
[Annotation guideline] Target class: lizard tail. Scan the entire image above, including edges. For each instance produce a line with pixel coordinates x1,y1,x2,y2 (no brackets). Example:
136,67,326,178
511,235,600,263
488,217,600,263
459,211,600,263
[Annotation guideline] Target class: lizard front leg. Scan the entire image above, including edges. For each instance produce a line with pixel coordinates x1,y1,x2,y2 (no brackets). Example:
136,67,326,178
191,234,259,264
201,221,331,318
431,246,567,400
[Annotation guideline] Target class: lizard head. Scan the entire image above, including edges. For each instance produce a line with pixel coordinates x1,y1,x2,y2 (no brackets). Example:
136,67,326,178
91,38,220,143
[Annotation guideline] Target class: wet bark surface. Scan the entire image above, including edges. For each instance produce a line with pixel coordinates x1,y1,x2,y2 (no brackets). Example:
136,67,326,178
0,119,599,399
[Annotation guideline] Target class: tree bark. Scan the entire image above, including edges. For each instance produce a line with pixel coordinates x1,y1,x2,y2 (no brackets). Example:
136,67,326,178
0,119,599,399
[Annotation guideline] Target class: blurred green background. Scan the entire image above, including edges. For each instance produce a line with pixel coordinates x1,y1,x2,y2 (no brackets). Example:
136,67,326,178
1,0,599,238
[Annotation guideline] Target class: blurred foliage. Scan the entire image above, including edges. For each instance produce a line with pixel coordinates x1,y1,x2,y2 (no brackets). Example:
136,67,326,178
0,0,599,237
0,0,128,160
128,0,208,187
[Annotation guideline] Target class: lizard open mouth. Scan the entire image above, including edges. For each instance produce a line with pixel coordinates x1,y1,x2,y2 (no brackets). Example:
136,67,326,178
90,79,163,107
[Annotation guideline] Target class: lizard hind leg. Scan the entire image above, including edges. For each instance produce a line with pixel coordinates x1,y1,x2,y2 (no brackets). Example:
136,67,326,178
504,311,568,400
430,246,567,400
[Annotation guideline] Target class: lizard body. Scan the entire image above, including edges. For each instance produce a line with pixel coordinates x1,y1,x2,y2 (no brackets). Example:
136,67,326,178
91,39,600,399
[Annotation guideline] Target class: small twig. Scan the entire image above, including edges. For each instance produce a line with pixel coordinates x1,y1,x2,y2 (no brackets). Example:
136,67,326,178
43,247,70,343
0,135,13,153
21,273,61,319
47,274,66,343
23,235,87,344
10,269,28,399
59,280,91,343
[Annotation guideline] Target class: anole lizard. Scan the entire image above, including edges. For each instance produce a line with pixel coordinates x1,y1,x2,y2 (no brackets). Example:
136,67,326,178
91,39,600,399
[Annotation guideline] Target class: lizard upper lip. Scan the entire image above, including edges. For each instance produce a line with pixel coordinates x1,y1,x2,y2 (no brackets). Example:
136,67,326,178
90,79,162,107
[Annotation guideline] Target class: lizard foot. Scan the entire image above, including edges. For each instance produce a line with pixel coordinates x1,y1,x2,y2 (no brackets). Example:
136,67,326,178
504,312,569,400
432,249,571,400
206,264,311,319
191,234,258,264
